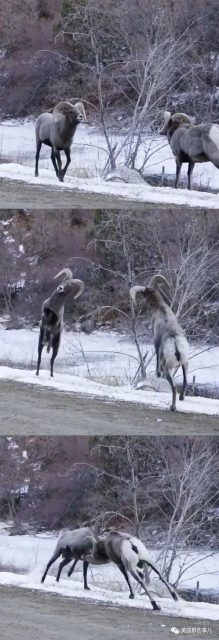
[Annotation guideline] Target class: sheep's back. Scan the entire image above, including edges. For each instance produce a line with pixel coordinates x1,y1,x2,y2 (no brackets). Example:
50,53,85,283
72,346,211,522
35,112,53,142
171,126,207,160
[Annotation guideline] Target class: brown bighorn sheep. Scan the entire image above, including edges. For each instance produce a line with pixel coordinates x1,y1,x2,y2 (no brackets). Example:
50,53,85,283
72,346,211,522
41,526,99,588
35,101,87,182
130,274,189,411
85,529,178,610
36,268,84,377
160,111,219,189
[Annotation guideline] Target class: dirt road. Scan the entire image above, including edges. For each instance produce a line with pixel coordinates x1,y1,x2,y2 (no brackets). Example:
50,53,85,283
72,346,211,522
0,380,218,435
0,585,217,640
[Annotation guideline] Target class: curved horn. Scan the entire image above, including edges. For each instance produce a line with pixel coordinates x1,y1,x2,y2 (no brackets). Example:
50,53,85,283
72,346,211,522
171,112,192,125
54,268,73,281
159,111,172,134
130,285,146,305
148,274,169,289
163,110,172,125
72,279,85,299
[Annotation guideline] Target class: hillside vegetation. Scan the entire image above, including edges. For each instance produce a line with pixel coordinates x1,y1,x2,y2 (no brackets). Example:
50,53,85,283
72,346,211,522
1,0,219,127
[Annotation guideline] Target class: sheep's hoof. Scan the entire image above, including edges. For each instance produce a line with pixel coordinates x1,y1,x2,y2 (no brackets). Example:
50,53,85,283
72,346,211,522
179,394,184,401
58,174,64,183
172,592,178,601
157,372,161,378
84,586,90,591
170,404,176,412
36,371,39,376
129,594,135,599
152,602,161,611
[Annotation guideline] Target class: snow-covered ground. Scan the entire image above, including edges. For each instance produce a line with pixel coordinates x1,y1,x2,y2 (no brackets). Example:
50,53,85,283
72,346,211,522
0,527,218,620
1,118,219,191
1,163,219,214
1,119,219,212
0,328,218,415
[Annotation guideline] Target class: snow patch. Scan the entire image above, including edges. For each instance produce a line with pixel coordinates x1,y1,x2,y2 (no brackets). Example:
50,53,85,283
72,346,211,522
0,329,219,416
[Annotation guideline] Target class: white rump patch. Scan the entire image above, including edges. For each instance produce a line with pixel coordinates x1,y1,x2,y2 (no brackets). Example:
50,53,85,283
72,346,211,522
163,335,189,370
209,125,219,150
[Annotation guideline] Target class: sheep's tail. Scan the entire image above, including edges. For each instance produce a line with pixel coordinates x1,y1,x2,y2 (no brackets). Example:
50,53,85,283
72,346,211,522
163,334,189,369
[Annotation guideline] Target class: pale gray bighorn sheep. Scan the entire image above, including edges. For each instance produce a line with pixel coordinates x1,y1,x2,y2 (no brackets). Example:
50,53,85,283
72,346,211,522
35,101,87,182
84,529,178,610
160,110,219,189
130,274,189,411
41,525,100,588
36,268,84,377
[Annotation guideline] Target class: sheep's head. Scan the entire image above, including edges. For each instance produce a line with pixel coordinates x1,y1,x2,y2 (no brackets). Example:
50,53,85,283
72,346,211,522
73,101,87,123
130,274,168,309
160,111,192,135
84,536,110,565
54,268,85,299
53,101,87,124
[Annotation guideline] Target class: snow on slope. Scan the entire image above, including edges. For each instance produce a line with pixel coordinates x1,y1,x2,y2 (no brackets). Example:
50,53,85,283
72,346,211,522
0,329,218,415
1,119,219,191
0,163,219,212
0,530,218,620
1,365,219,416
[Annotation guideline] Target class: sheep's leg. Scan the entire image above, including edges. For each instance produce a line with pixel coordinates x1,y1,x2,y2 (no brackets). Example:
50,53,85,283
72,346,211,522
50,333,60,377
83,560,90,590
56,553,72,582
51,148,59,177
36,328,44,376
54,148,63,182
187,161,195,190
128,568,161,611
175,161,182,188
116,560,135,599
35,140,42,177
61,148,71,181
41,549,62,583
166,371,176,411
146,562,178,602
156,352,161,378
67,557,79,578
67,557,90,588
179,364,188,401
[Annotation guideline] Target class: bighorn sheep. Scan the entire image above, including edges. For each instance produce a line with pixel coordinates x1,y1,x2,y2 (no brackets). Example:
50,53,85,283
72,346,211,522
130,274,189,411
85,529,178,610
36,268,84,377
41,526,99,587
35,101,87,182
160,110,219,189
